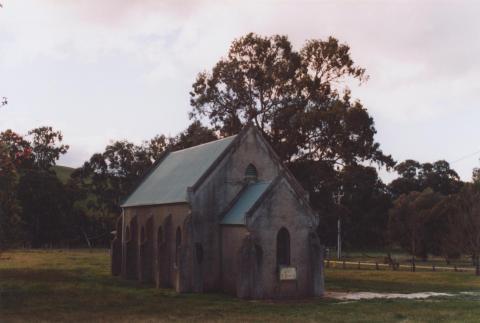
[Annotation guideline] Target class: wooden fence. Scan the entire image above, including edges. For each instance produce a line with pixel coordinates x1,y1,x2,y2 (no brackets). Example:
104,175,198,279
324,259,477,273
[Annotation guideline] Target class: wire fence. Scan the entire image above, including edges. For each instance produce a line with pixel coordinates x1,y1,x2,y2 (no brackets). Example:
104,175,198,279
325,259,478,273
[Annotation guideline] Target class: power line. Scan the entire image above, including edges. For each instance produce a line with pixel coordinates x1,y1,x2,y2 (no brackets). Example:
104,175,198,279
451,149,480,164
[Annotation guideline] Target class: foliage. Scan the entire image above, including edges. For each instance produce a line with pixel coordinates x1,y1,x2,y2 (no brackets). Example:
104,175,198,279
28,126,69,170
0,129,33,170
190,33,393,169
16,170,73,247
473,162,480,185
0,143,22,249
388,189,443,259
171,121,218,150
444,184,480,272
0,127,71,247
389,159,462,198
340,165,392,248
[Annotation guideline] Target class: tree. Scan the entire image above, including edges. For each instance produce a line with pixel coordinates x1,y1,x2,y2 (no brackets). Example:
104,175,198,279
0,129,33,170
27,127,69,170
340,165,392,248
0,144,23,249
0,130,33,249
445,184,480,275
389,159,462,198
0,127,70,247
74,141,152,217
429,194,462,262
420,160,462,195
172,121,218,150
190,33,394,168
17,169,70,247
388,189,443,262
473,161,480,185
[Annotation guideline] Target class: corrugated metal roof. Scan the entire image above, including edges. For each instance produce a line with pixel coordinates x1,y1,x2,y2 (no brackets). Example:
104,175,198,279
221,181,272,225
121,135,237,207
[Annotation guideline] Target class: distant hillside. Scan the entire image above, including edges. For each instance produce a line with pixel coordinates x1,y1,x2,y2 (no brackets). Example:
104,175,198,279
54,165,76,183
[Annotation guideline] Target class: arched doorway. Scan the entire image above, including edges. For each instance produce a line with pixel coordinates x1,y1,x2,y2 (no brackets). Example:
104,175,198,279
276,227,291,267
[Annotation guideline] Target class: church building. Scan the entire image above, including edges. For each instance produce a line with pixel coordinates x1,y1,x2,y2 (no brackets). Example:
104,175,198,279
111,125,324,299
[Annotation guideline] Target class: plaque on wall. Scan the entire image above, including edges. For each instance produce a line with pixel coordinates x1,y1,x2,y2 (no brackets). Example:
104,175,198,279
279,266,297,280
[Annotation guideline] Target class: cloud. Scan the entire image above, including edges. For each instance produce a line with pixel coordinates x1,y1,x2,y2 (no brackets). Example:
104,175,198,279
1,0,479,180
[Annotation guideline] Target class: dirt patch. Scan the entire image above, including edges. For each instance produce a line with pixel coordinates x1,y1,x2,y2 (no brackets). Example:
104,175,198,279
325,291,453,300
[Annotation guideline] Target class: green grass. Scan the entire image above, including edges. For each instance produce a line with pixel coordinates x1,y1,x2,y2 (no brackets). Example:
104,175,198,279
53,165,76,184
1,249,480,322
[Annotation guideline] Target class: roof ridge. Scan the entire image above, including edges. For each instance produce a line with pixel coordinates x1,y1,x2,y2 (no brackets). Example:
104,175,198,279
170,135,237,154
189,124,253,193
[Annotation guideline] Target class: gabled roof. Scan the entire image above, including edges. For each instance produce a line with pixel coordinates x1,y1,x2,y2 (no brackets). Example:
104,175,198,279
220,181,272,225
121,135,237,207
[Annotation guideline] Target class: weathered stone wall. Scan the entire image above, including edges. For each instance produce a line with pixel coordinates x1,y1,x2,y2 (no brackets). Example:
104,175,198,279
189,127,282,291
121,204,190,291
246,177,321,298
220,226,248,294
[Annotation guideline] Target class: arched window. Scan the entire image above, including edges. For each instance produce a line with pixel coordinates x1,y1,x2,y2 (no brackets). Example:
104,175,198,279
245,163,258,182
175,227,182,267
276,227,290,266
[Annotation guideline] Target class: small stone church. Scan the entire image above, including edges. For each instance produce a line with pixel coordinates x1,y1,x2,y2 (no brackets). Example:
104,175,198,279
111,125,324,299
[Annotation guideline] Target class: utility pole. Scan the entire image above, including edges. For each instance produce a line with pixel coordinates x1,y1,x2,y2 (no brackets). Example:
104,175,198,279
333,188,344,260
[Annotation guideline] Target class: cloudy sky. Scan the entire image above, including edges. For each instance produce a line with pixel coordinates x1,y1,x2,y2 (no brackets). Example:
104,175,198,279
1,0,479,182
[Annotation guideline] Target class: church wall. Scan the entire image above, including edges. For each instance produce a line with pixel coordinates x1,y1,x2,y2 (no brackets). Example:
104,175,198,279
220,225,248,294
122,203,190,289
246,178,319,298
190,127,282,291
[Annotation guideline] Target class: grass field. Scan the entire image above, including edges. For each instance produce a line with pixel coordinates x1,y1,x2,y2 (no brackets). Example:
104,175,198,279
1,249,480,322
53,165,75,184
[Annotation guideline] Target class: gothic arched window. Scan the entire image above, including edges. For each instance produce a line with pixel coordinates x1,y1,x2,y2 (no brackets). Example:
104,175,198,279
245,163,258,182
276,227,291,266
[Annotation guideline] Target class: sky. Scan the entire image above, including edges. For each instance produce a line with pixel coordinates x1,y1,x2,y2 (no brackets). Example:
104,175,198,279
1,0,479,183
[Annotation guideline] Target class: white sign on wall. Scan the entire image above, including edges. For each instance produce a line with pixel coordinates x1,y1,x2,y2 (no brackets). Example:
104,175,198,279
279,266,297,280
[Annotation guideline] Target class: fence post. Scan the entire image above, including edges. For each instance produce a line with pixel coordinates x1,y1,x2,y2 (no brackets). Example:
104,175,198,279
326,259,330,268
343,260,346,269
476,255,480,276
432,265,435,272
357,262,360,270
454,265,458,272
375,262,379,270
